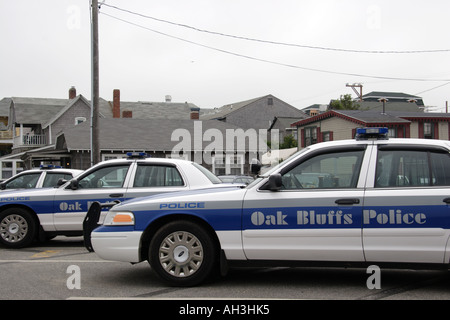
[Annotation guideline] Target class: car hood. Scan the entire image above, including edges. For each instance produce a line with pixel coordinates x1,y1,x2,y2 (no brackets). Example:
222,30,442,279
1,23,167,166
112,186,248,211
0,187,58,200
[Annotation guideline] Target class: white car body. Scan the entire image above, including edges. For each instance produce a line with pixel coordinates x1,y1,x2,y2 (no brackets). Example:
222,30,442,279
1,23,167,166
0,155,229,248
90,132,450,286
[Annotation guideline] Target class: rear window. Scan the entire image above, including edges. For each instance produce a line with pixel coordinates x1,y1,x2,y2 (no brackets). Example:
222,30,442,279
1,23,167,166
192,163,222,184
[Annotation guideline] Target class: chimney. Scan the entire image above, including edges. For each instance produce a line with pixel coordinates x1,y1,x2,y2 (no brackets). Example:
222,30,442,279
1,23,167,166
122,110,132,118
69,86,76,99
190,106,200,120
113,89,120,118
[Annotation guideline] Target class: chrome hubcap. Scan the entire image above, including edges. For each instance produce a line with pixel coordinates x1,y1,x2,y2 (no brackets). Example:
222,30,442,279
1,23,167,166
0,214,28,243
158,231,203,278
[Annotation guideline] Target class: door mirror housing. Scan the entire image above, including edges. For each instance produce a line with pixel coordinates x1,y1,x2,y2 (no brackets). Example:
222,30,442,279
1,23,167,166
67,178,79,190
267,173,282,191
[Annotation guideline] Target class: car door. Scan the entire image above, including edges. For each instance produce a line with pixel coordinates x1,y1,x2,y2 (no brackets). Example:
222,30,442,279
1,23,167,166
53,163,132,231
124,162,188,199
363,144,450,263
242,145,370,262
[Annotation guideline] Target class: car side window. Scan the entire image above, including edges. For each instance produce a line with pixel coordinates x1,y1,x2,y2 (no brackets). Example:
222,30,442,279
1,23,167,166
78,165,130,189
42,172,74,188
281,150,364,190
375,149,450,188
4,172,41,189
134,165,184,187
430,152,450,186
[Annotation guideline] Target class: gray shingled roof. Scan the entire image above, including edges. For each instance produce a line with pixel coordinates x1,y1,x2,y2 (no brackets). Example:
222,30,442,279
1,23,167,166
60,118,250,152
0,98,12,117
10,97,68,125
118,101,202,120
201,96,263,120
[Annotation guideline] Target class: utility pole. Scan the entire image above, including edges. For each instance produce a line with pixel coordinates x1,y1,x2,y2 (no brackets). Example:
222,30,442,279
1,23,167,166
90,0,100,166
346,83,363,102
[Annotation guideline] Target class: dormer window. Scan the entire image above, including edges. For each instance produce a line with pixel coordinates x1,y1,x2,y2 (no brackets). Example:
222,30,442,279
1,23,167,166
75,117,86,125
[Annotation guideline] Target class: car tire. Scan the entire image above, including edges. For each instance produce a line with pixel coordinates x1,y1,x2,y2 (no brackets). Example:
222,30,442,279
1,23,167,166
0,208,37,248
148,220,217,287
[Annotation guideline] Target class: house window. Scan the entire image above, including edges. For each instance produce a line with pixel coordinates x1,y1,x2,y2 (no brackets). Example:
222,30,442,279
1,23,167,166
75,117,86,125
322,131,333,142
304,126,317,147
213,154,244,175
268,98,273,106
102,154,128,161
424,122,433,139
388,127,397,138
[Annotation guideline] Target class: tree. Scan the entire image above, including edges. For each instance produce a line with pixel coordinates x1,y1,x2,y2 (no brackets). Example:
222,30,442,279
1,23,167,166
330,94,360,110
280,134,298,149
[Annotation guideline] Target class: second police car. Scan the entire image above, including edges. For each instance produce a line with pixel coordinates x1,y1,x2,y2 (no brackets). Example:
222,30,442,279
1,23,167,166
0,153,229,248
90,128,450,286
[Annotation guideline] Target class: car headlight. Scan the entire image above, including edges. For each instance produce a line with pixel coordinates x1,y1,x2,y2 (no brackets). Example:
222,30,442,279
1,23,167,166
103,211,135,226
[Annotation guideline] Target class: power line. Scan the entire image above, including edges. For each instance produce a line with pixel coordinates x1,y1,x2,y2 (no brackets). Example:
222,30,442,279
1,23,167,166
415,81,450,95
100,12,450,83
101,3,450,55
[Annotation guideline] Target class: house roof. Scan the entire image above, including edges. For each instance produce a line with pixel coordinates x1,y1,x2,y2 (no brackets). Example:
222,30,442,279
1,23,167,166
201,94,307,121
201,96,264,120
361,91,424,106
7,95,112,128
10,97,69,125
0,98,12,117
292,110,450,127
357,100,423,112
118,101,202,120
58,118,251,152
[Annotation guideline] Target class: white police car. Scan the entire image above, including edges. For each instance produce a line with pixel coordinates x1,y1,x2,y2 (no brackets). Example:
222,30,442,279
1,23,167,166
90,128,450,286
0,165,83,190
0,153,227,248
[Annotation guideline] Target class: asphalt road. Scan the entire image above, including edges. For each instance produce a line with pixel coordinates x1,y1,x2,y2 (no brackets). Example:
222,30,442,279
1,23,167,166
1,236,450,302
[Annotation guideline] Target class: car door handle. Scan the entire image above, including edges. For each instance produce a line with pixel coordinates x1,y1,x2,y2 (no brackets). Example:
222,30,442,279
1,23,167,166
443,198,450,204
109,193,124,198
335,198,360,205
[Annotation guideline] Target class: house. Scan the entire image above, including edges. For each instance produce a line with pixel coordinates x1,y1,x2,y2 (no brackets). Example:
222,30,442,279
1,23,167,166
292,109,450,148
202,94,308,130
268,116,305,147
0,87,203,178
47,118,258,175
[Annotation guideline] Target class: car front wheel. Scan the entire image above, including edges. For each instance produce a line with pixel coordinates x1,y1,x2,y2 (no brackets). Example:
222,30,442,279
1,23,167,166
148,220,217,287
0,208,37,248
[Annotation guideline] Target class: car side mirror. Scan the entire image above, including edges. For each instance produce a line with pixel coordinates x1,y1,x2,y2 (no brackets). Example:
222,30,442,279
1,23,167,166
250,158,262,175
267,174,282,191
67,178,79,190
57,178,68,186
0,182,6,190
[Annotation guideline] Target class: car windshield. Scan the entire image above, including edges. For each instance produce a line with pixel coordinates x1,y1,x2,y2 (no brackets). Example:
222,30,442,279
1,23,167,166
192,162,222,184
261,148,310,177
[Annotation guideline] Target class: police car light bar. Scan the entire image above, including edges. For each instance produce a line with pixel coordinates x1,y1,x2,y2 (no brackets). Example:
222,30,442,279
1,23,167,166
126,152,149,159
355,127,389,140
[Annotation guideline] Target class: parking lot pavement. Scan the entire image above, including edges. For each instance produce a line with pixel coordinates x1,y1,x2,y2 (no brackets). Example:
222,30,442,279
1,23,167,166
2,236,450,302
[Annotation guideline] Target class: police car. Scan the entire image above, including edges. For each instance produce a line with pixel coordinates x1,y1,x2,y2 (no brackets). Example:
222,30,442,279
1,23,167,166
90,128,450,286
0,165,82,190
0,153,228,248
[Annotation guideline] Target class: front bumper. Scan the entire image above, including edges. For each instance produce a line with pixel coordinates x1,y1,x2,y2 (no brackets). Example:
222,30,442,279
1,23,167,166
91,229,143,263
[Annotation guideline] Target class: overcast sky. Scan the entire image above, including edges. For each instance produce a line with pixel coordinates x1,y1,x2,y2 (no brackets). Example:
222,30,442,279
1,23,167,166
1,0,450,111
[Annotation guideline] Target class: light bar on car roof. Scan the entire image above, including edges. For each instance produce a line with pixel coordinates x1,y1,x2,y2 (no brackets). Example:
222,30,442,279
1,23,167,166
126,152,149,159
355,127,389,140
